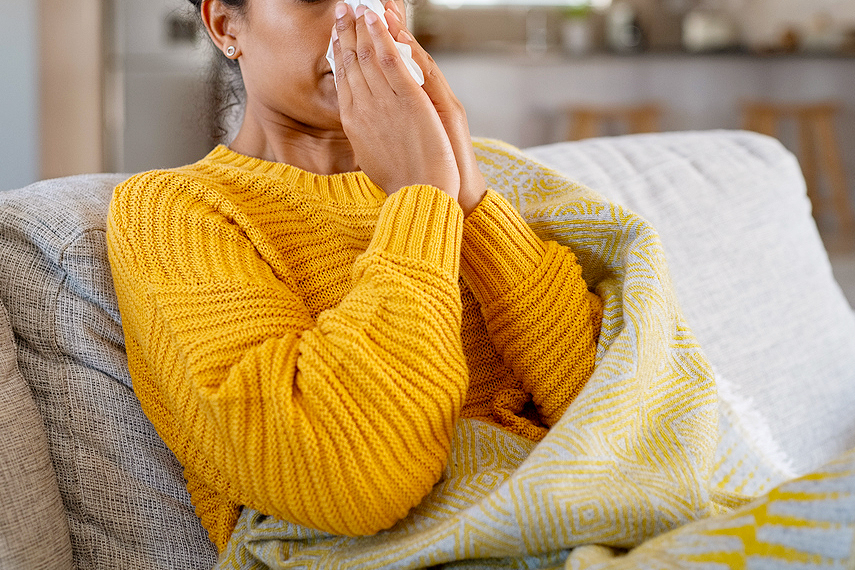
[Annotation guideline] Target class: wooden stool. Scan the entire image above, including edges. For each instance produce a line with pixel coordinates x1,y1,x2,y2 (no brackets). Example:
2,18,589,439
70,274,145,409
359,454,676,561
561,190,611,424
566,103,662,141
742,101,855,234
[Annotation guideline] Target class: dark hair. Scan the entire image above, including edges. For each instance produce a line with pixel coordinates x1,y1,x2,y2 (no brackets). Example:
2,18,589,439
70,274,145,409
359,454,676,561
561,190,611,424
188,0,248,142
187,0,246,10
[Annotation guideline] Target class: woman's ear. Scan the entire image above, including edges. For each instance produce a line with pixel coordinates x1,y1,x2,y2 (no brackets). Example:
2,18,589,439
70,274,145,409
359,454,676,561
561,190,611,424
200,0,242,59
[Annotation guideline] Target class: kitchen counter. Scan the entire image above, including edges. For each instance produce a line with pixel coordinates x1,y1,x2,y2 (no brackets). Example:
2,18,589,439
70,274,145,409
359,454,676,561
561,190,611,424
432,50,855,140
429,45,855,61
432,51,855,200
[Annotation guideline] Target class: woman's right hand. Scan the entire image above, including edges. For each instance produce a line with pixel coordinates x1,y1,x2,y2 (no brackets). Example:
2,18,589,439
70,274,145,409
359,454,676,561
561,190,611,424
333,2,460,200
383,1,487,216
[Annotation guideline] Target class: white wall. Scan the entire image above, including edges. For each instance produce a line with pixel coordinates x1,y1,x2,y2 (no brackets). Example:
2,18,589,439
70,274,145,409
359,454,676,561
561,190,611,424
0,1,39,191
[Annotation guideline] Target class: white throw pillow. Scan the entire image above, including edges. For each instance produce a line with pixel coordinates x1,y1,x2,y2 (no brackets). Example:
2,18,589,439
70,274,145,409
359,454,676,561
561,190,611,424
526,130,855,475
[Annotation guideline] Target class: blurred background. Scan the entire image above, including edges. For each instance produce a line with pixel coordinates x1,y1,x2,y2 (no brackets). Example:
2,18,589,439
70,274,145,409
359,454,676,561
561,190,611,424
2,0,855,296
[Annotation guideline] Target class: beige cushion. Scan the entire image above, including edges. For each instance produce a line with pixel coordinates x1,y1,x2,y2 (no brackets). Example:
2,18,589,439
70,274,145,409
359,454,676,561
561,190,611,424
0,301,73,570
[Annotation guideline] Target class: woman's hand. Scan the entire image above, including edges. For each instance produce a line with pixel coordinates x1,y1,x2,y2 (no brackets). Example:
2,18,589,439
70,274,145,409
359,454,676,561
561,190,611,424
383,1,488,216
333,3,460,200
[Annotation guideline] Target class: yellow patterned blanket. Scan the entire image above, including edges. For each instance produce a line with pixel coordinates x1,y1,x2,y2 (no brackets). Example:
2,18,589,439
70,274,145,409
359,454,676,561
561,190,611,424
216,140,854,569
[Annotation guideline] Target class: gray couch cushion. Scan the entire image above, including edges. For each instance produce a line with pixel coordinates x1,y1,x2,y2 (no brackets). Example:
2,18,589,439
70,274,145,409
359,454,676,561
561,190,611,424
0,174,217,569
527,130,855,476
0,301,73,570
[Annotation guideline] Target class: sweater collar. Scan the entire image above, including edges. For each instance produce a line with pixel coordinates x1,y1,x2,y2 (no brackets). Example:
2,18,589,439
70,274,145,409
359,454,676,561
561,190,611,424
201,144,385,205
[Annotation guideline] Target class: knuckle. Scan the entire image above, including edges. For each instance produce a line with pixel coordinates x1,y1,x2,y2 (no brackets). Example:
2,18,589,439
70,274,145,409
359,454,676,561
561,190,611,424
377,52,399,70
341,48,359,68
356,45,375,64
426,67,442,82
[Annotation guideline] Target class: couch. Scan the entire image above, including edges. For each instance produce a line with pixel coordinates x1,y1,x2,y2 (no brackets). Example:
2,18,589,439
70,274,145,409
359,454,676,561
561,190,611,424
1,130,854,569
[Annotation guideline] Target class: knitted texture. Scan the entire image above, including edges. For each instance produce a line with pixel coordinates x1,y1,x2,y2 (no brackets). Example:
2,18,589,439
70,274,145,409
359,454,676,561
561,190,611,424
214,138,729,569
106,145,601,551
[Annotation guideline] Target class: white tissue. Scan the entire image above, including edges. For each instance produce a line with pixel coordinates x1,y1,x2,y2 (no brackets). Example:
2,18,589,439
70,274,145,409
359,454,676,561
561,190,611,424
326,0,425,87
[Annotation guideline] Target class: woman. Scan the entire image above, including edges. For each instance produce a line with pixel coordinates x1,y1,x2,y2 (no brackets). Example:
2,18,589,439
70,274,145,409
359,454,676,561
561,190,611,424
106,0,602,554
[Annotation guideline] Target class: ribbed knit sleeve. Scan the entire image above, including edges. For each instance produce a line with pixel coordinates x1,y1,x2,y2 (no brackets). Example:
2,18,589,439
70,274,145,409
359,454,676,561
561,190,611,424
460,190,602,427
107,172,468,549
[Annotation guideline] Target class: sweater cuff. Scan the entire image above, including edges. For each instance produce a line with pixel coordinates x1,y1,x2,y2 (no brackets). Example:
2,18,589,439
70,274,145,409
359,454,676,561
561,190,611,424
461,190,546,303
366,185,463,277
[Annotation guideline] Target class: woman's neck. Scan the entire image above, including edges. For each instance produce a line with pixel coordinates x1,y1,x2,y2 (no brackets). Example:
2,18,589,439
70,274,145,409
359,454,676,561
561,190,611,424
228,108,359,176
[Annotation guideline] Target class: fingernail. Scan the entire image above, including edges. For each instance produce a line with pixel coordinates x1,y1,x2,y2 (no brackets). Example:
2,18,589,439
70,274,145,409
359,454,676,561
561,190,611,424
355,4,367,17
397,30,413,42
335,2,347,19
364,9,378,24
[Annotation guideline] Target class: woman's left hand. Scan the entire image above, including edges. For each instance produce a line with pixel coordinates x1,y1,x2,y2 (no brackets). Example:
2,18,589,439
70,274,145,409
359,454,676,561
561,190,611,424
384,1,488,216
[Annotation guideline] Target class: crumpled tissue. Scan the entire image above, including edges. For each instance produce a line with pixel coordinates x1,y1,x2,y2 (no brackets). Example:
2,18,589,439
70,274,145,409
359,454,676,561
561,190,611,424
326,0,425,87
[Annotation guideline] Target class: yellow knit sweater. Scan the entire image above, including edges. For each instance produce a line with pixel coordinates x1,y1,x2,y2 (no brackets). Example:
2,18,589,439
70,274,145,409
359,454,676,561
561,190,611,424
106,144,602,552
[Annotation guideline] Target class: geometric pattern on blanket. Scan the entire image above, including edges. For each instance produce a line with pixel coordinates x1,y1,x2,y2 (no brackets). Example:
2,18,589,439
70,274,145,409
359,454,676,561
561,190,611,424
215,139,740,569
565,446,855,569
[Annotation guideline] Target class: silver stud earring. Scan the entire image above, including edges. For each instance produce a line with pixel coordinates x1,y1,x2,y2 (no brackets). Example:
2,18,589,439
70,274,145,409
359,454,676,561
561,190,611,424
226,46,236,58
